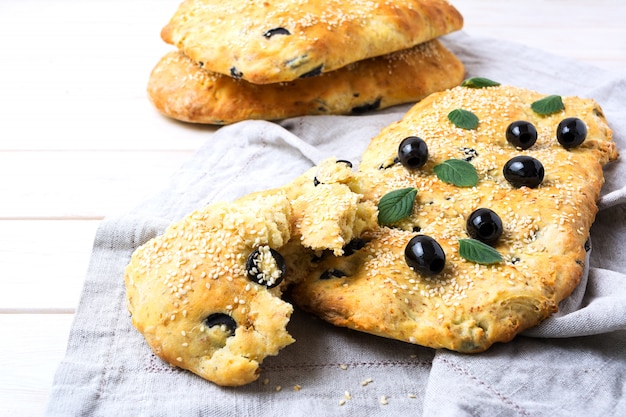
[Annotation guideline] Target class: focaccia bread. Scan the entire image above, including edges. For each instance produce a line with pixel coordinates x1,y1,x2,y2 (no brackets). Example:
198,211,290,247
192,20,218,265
147,40,465,124
160,0,463,84
125,159,378,386
290,84,618,352
125,83,618,386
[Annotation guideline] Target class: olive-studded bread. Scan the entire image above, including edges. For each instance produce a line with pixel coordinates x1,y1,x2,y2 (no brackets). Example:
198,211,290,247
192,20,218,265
160,0,463,84
124,159,378,386
126,82,618,386
291,83,618,352
147,40,465,124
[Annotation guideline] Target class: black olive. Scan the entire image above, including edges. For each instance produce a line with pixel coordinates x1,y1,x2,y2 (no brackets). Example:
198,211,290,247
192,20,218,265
404,235,446,275
246,247,286,288
506,121,538,149
461,147,479,161
466,208,503,244
230,66,243,79
320,269,347,280
299,64,324,78
398,136,428,170
263,27,291,38
503,156,544,188
351,97,381,114
556,117,587,148
342,238,367,256
204,313,237,336
511,257,521,265
315,160,352,186
378,157,399,170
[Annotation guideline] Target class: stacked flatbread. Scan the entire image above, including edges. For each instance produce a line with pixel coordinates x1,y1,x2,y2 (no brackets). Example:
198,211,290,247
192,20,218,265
147,0,466,124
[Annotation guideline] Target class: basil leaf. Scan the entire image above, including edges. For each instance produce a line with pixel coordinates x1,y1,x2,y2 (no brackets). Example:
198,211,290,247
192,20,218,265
458,239,503,264
378,187,418,226
433,159,478,187
461,77,500,88
447,108,479,130
531,95,564,115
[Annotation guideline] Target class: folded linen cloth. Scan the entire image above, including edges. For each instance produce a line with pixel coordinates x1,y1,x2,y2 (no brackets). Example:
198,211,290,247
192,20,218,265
46,32,626,416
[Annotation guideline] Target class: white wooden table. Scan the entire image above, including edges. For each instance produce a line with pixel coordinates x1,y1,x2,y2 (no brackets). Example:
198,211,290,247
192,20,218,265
1,0,624,415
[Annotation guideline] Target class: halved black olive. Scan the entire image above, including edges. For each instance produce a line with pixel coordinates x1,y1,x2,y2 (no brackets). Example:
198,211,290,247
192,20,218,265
320,269,347,280
351,97,381,114
314,160,353,186
379,157,399,170
246,247,286,288
263,27,291,38
342,238,367,256
204,313,237,336
299,64,324,78
230,66,243,79
461,147,479,161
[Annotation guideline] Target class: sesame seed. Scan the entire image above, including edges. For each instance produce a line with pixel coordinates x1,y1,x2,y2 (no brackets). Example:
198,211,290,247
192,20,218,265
361,378,373,386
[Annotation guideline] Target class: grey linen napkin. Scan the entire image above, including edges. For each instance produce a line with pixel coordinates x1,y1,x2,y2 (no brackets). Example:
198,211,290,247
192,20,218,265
46,32,626,416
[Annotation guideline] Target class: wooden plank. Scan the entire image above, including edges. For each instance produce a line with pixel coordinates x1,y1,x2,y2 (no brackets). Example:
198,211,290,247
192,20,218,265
453,0,626,72
0,220,99,311
0,314,74,417
0,151,193,219
0,0,216,152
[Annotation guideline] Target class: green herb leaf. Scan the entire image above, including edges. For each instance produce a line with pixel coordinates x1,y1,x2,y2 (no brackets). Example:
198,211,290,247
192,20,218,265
531,95,565,115
448,108,479,130
461,77,500,88
458,239,503,264
433,159,479,187
378,187,418,226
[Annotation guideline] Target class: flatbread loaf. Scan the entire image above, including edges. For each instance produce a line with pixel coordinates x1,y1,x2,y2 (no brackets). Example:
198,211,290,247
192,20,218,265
160,0,464,84
125,84,618,386
291,84,618,352
147,40,464,124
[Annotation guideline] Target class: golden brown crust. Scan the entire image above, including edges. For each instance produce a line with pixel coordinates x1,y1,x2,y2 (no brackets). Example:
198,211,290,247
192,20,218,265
160,0,463,84
291,85,618,352
124,192,297,386
124,159,378,386
147,40,465,124
126,85,618,387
